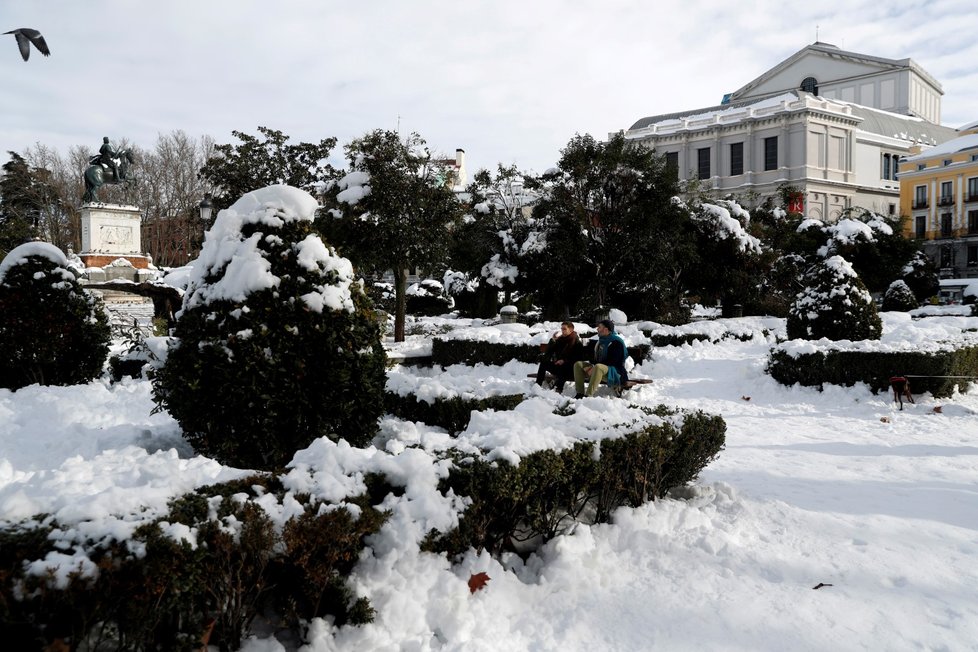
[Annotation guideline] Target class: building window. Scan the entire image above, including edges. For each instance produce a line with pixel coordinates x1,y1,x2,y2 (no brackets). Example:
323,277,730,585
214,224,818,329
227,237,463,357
940,181,953,205
664,152,679,180
729,142,743,176
969,245,978,267
800,76,818,94
697,147,711,180
882,154,891,180
941,245,953,268
915,215,926,239
888,203,896,216
968,177,978,201
914,186,927,209
969,210,978,234
764,137,778,171
941,213,953,237
917,164,926,171
944,159,953,167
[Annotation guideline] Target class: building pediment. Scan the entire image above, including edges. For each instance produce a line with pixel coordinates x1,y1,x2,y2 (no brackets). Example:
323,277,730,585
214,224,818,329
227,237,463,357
727,43,938,104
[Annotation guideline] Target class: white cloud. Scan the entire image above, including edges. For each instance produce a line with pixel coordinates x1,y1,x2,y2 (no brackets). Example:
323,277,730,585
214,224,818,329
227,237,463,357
2,0,977,178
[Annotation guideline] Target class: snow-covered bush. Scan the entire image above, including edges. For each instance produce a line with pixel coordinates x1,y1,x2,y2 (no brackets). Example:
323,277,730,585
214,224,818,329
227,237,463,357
0,242,110,390
406,278,453,316
881,279,918,312
153,186,387,470
786,255,882,341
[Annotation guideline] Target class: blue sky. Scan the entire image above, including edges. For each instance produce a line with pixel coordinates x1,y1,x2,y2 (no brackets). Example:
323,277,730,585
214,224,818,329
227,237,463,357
2,0,977,178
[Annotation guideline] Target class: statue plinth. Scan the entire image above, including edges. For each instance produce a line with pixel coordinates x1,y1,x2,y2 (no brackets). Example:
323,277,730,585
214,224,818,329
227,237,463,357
79,203,153,278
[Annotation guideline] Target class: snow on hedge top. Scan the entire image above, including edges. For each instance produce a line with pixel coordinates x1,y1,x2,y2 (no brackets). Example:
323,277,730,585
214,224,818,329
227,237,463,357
0,241,71,285
183,185,355,312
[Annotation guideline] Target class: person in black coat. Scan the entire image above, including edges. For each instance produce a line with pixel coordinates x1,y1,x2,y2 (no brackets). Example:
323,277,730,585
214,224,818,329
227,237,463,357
535,321,584,393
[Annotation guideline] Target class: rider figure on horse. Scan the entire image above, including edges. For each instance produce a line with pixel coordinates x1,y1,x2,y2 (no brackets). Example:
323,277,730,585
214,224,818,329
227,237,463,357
97,137,122,181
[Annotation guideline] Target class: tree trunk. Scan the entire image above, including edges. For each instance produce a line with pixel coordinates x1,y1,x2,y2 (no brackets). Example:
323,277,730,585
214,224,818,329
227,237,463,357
394,267,407,342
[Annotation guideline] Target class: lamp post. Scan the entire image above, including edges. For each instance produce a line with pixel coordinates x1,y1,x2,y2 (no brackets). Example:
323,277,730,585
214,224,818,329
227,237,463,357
198,193,214,224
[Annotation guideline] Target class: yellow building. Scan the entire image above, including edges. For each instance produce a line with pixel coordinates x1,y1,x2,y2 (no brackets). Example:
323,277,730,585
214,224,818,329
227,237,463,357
899,123,978,277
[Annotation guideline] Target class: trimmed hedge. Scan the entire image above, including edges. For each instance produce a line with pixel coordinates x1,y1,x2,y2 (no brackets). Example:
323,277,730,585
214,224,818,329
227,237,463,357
424,406,726,557
0,475,387,651
767,346,978,397
431,338,650,368
384,391,526,432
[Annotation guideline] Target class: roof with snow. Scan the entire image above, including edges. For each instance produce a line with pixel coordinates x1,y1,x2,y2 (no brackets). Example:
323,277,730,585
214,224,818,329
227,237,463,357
627,92,956,145
903,133,978,162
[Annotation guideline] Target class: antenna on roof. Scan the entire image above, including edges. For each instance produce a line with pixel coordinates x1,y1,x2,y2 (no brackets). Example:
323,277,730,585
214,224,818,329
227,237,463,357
815,24,819,42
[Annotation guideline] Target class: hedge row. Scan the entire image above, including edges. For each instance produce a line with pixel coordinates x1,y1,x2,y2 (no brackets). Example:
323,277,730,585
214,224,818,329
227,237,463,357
424,405,726,557
641,330,765,347
431,338,650,368
767,345,978,397
0,475,388,652
384,391,526,433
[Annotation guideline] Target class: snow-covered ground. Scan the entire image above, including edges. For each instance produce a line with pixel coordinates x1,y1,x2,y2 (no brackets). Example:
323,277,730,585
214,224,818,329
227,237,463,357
2,311,977,650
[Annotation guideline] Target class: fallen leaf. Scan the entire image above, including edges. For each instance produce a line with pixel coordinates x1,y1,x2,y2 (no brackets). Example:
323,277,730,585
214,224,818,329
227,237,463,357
933,405,943,413
468,571,490,593
812,582,834,590
741,395,751,401
880,416,891,423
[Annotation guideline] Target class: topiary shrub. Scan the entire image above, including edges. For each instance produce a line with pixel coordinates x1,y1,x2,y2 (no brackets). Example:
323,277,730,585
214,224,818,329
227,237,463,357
153,186,387,470
406,278,453,316
881,279,918,312
786,255,882,341
0,242,110,390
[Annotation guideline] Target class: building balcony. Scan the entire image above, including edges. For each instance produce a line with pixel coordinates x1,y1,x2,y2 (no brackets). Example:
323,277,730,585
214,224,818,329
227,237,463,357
912,200,929,209
939,196,955,206
967,193,978,203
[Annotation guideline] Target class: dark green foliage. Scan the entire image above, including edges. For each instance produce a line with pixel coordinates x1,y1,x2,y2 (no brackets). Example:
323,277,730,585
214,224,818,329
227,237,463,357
430,337,649,368
198,127,337,212
424,406,726,557
0,475,388,651
525,133,695,321
902,250,940,302
406,279,453,316
1,152,63,256
881,279,919,312
767,346,978,397
384,391,526,432
786,256,882,341
153,196,387,471
319,129,463,341
0,247,111,390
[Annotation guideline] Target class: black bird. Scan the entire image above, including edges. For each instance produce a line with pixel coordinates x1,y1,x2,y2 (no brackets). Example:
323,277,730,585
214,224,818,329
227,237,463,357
4,28,50,61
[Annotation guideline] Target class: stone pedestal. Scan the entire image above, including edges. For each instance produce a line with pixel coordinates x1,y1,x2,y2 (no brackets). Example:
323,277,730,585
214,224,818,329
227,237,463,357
79,203,152,277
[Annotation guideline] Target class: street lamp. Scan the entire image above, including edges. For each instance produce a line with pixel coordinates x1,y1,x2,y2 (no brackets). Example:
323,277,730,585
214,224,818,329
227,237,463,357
198,193,214,224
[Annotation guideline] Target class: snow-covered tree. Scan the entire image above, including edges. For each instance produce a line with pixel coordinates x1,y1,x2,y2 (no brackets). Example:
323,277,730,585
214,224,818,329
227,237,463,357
320,130,462,341
0,242,110,389
787,255,882,341
881,279,919,312
153,186,386,470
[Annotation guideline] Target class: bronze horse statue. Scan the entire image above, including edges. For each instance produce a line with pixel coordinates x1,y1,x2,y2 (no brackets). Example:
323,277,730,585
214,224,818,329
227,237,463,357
82,149,134,203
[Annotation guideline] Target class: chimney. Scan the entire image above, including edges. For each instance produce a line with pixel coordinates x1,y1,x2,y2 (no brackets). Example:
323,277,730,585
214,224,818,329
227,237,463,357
454,149,467,188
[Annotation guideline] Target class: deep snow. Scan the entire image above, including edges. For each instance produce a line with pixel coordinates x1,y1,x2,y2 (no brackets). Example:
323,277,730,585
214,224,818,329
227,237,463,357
2,310,978,650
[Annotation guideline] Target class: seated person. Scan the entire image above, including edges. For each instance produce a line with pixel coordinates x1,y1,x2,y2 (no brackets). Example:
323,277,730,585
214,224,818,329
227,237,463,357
535,321,583,393
573,319,629,398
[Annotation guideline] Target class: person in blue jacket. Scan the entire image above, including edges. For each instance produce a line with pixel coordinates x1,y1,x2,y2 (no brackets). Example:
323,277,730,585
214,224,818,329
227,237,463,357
573,319,628,398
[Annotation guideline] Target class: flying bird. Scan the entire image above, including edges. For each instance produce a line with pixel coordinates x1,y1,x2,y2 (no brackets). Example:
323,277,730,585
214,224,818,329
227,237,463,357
5,28,50,61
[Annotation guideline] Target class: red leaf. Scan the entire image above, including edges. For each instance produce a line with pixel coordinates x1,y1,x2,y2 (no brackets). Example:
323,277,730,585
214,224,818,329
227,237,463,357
468,571,490,593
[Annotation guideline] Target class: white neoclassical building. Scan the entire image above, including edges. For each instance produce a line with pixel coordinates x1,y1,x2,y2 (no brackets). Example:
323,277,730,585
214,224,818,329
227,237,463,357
621,42,959,221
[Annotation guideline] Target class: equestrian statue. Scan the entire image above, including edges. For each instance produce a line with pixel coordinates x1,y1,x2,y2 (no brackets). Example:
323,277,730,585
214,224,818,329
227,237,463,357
82,137,135,203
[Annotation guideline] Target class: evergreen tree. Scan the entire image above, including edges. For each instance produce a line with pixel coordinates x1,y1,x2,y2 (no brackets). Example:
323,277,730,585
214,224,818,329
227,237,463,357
882,279,919,311
527,132,693,321
0,152,61,256
198,126,337,212
787,255,882,341
0,242,110,389
901,249,939,302
319,130,462,341
153,186,387,470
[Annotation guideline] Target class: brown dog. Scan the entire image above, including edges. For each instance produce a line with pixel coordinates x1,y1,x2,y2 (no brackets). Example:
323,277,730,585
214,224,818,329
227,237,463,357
889,376,914,410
